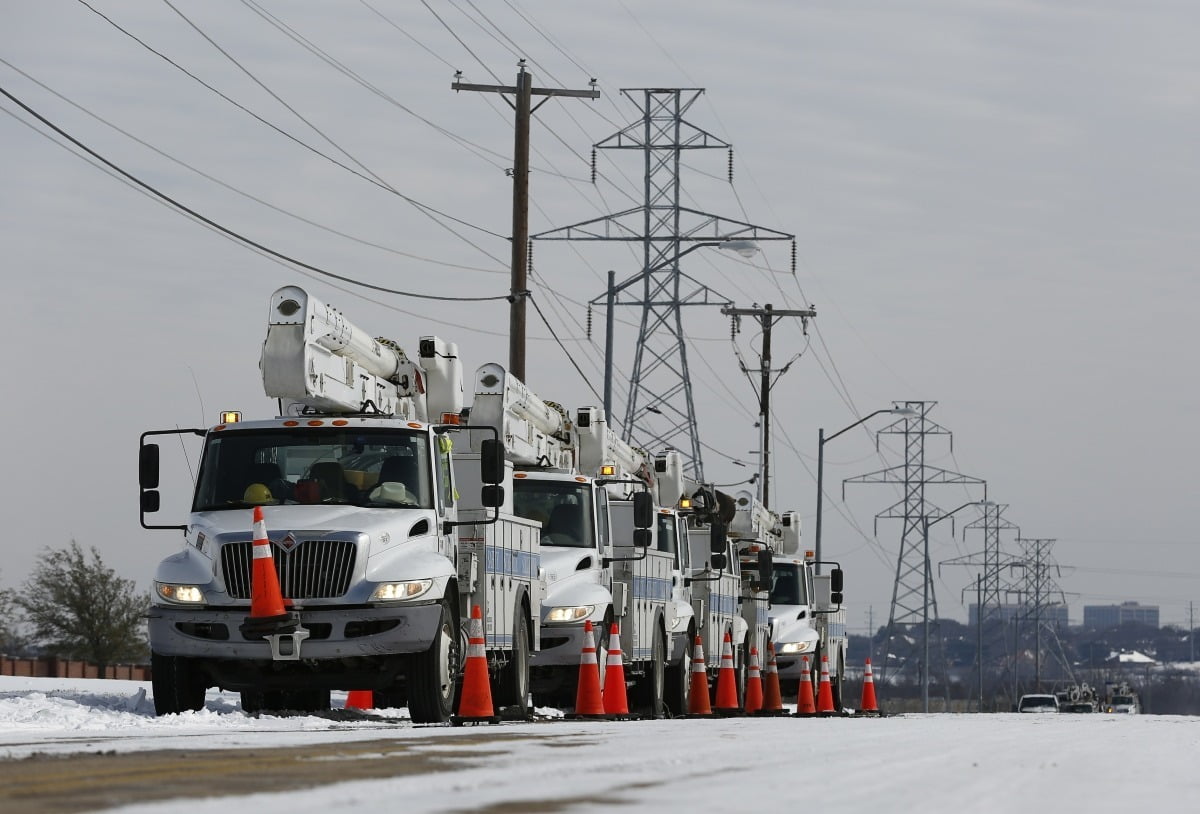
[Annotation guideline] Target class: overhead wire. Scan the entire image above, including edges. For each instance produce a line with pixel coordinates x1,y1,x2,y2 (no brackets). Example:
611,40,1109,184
0,58,506,276
74,0,510,259
0,84,508,303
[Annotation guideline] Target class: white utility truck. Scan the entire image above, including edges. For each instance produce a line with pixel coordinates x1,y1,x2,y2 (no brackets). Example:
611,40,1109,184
469,367,670,715
765,512,848,706
140,285,541,723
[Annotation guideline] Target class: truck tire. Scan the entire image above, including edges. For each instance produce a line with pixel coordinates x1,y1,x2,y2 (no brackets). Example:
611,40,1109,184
408,598,460,724
833,651,845,712
664,623,694,716
634,625,666,719
151,652,207,716
496,611,531,719
596,608,614,692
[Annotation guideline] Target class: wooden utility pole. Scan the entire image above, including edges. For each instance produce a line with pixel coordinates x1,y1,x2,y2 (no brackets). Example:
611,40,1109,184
452,62,598,382
720,303,815,508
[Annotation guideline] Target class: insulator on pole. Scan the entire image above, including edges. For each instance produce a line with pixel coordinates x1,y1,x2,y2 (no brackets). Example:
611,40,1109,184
727,147,734,183
586,305,593,340
527,240,533,273
791,240,797,274
591,147,597,184
730,314,738,340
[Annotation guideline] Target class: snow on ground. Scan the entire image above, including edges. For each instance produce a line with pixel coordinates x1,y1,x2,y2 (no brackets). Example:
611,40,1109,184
3,676,1200,813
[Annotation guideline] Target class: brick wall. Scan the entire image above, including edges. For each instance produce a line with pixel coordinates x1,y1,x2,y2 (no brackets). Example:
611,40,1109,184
0,656,150,681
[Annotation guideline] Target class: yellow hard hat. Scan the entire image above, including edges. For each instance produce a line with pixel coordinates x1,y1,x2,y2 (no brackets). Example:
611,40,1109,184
243,483,276,504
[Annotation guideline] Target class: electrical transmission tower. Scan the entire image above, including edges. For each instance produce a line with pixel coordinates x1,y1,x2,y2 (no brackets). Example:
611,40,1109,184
1014,537,1066,692
941,502,1020,709
532,88,793,480
844,401,985,695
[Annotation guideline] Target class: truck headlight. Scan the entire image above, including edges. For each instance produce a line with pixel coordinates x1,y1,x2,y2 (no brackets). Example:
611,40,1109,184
369,579,433,602
156,583,205,604
546,605,595,623
777,641,813,654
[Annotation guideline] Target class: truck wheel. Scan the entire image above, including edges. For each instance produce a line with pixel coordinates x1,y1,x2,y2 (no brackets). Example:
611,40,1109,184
833,651,845,711
151,652,207,716
634,625,666,719
596,608,614,691
497,612,531,718
664,624,694,716
408,598,460,724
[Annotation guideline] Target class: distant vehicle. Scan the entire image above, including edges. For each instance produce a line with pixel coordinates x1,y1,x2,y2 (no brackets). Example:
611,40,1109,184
1017,693,1060,713
1103,681,1141,714
1057,682,1098,713
1107,693,1141,714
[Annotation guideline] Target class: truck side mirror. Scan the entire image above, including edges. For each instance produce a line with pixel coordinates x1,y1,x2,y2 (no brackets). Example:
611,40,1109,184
710,552,727,570
633,528,651,548
632,491,653,529
140,490,161,514
479,438,504,485
140,443,160,489
481,484,504,508
757,549,773,590
831,567,844,593
709,522,727,555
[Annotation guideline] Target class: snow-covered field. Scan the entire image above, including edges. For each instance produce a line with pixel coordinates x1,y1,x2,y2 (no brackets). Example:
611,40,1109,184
2,676,1198,813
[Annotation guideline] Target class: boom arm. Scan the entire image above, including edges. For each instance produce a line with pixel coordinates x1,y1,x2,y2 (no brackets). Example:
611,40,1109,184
471,363,575,468
260,285,462,419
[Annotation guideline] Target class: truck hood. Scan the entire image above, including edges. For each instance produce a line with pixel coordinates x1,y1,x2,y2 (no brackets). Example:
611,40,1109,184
189,505,439,555
539,546,606,609
769,603,819,645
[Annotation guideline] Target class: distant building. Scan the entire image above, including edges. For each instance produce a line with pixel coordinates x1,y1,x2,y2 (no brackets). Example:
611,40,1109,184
969,603,1068,628
1083,602,1159,629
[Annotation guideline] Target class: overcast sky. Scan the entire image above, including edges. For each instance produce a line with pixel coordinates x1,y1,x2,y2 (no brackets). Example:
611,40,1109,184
3,0,1198,631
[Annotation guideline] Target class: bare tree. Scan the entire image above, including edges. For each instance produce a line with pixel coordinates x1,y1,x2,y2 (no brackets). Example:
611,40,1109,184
0,574,25,654
17,541,149,674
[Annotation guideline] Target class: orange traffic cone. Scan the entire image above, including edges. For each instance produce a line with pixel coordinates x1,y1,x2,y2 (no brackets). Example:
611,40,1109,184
239,506,300,639
859,657,881,716
713,630,741,715
687,634,713,717
744,646,764,714
756,641,786,716
816,654,836,716
602,623,630,717
570,620,607,719
344,690,374,710
794,655,817,717
451,605,499,725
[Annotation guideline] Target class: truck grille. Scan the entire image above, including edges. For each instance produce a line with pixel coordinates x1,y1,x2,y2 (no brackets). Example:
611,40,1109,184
220,540,357,599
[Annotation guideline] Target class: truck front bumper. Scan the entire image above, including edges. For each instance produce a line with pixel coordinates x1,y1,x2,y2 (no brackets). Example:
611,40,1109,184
531,621,591,668
147,602,443,660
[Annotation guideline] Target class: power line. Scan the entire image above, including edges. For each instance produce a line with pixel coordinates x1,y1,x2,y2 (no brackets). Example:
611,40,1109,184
0,84,509,303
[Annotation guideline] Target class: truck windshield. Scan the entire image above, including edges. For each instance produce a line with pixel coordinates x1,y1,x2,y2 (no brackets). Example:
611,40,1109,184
769,562,807,606
512,480,594,549
193,428,433,511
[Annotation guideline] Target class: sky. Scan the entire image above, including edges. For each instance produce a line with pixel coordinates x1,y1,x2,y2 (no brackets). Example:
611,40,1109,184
2,675,1199,812
2,1,1199,631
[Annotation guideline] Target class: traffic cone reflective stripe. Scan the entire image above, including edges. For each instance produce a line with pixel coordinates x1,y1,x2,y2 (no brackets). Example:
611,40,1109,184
859,657,881,715
602,623,630,717
345,690,373,710
744,646,763,714
687,635,713,716
713,630,741,715
452,605,498,725
239,506,300,638
757,641,785,715
572,620,607,718
816,654,836,716
794,655,817,716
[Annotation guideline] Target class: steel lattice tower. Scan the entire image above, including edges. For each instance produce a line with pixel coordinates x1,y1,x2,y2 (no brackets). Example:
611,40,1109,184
844,401,985,690
532,88,792,479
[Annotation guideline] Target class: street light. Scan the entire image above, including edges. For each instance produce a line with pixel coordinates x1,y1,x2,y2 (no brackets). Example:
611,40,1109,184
814,406,917,571
596,238,761,425
922,499,994,713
